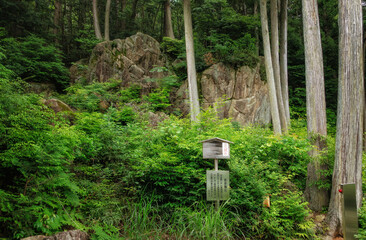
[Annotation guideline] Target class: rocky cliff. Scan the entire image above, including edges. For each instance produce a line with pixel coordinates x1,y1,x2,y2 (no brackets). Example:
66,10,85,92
70,33,270,126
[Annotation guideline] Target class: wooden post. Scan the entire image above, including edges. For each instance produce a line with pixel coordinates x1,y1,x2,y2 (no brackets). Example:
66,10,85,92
214,158,219,211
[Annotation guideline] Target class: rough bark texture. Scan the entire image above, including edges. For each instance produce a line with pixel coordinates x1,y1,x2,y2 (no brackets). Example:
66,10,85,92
270,0,287,132
327,0,364,237
183,0,200,121
104,0,111,41
302,0,329,212
279,0,290,125
92,0,102,40
260,0,281,134
164,0,175,38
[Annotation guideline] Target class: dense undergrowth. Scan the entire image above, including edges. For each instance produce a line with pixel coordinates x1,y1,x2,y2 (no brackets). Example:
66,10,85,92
0,34,363,240
1,73,336,239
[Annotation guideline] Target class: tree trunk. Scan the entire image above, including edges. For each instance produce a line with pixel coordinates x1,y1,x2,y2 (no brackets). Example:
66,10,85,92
302,0,329,212
164,0,175,38
260,0,281,135
121,0,127,31
53,0,62,44
254,0,259,56
279,0,290,125
131,0,139,20
93,0,103,40
183,0,200,122
327,0,364,237
104,0,111,41
270,0,287,132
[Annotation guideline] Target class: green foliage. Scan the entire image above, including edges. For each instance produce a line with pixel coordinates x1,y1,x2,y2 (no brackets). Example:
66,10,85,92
0,35,69,89
119,84,142,103
143,88,171,112
63,80,121,112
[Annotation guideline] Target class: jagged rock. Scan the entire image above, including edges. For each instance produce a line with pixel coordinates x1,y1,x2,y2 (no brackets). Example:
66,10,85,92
42,99,73,113
70,32,168,91
21,230,89,240
174,62,271,126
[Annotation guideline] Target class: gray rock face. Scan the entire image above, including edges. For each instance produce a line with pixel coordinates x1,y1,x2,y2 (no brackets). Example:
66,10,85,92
21,230,89,240
70,32,167,90
175,63,271,126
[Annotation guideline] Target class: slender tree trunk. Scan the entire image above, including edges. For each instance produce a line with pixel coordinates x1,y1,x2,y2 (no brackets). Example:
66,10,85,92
104,0,111,41
131,0,139,20
183,0,200,122
93,0,103,40
327,0,364,237
53,0,62,44
302,0,329,212
121,0,127,31
164,0,175,38
279,0,290,125
270,0,287,132
254,0,259,56
260,0,281,135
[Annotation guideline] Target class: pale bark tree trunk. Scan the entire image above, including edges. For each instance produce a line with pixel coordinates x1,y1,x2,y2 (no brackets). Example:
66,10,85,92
327,0,364,237
104,0,111,41
260,0,281,135
164,0,175,38
53,0,62,44
279,0,290,125
270,0,287,132
302,0,329,212
93,0,103,40
183,0,200,122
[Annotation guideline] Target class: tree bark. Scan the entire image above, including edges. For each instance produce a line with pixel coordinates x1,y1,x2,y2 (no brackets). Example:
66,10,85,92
279,0,290,125
260,0,281,135
270,0,287,132
131,0,139,20
164,0,175,38
104,0,111,41
93,0,103,40
302,0,329,212
121,0,127,31
53,0,62,44
327,0,364,237
183,0,200,122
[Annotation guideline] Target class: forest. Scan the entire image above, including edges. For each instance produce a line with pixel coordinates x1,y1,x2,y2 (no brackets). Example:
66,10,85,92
0,0,365,239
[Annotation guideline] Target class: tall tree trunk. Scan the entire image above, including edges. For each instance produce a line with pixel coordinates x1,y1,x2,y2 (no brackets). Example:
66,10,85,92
270,0,287,132
279,0,290,125
260,0,281,135
53,0,62,44
131,0,139,20
121,0,127,31
183,0,200,122
164,0,175,38
104,0,111,41
302,0,329,212
327,0,364,237
254,0,259,56
93,0,103,40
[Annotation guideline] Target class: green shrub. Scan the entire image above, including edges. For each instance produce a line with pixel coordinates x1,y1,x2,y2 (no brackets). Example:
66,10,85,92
0,35,69,89
143,88,171,112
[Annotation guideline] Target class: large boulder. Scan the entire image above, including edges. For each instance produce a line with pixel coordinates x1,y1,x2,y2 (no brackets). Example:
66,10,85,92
70,32,167,91
21,230,89,240
174,62,271,126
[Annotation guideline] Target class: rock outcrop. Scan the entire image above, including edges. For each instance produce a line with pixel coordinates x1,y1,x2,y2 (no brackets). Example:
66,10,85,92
21,230,89,240
70,33,270,126
175,62,271,126
70,32,167,90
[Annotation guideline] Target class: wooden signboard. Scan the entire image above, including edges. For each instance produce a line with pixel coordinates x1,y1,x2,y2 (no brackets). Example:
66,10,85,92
201,138,233,159
206,170,230,201
341,183,358,240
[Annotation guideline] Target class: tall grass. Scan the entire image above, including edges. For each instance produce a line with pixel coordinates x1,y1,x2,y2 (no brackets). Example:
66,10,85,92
120,197,241,239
